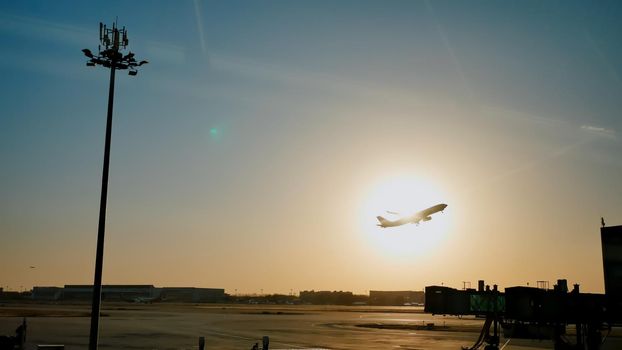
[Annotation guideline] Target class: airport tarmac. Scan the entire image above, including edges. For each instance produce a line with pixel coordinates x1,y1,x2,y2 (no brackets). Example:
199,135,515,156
0,303,618,349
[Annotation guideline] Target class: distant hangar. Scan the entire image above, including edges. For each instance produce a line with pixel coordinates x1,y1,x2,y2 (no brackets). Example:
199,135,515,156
31,285,225,303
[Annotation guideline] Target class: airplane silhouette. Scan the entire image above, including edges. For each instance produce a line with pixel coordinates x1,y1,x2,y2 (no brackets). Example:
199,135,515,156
376,204,447,228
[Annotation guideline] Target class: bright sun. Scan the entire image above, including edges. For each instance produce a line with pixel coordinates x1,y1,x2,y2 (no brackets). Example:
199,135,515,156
359,175,452,260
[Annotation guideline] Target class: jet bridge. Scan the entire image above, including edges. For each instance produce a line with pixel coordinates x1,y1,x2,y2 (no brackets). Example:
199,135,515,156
424,225,622,350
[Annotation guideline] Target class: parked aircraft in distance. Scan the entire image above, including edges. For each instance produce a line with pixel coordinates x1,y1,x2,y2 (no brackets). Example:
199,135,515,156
376,203,447,228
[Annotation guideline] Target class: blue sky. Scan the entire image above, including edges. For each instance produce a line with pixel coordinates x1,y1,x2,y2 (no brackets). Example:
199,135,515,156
1,1,621,293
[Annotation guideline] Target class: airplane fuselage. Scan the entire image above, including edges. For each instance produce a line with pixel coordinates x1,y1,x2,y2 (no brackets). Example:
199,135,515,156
376,203,447,228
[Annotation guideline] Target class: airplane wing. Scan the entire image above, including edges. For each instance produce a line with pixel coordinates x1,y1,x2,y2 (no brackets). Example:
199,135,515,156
386,211,400,215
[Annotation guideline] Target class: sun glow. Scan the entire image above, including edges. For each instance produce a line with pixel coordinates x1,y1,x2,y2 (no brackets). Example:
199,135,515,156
359,175,452,260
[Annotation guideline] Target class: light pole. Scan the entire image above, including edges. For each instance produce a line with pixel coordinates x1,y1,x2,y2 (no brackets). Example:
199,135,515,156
82,21,147,350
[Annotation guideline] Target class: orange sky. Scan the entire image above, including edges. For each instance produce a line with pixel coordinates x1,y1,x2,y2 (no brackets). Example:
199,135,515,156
1,2,621,294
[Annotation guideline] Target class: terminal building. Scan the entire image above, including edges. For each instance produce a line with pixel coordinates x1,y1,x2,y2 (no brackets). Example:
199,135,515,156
62,285,155,301
299,290,355,305
161,287,226,303
369,290,425,306
29,285,225,303
31,286,63,300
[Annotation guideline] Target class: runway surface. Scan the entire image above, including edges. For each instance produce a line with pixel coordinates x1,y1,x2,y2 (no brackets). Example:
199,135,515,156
0,303,615,349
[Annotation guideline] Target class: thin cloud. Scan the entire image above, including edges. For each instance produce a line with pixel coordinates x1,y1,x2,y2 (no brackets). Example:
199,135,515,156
483,106,616,140
581,125,616,136
424,0,473,100
483,105,569,129
209,53,431,106
461,136,593,198
461,106,615,196
0,13,187,73
0,13,93,47
193,0,210,62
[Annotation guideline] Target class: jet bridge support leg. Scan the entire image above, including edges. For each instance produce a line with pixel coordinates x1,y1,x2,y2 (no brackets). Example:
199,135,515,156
461,315,501,350
462,288,501,350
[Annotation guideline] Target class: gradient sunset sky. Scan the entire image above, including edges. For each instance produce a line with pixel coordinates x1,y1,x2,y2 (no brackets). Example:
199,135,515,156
1,1,621,294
